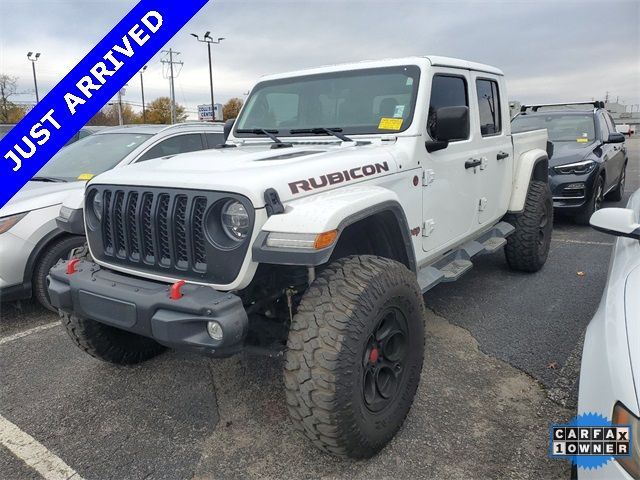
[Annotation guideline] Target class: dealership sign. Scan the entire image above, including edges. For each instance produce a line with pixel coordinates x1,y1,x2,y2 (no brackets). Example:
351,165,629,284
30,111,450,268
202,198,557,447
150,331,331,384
0,0,210,210
198,103,223,121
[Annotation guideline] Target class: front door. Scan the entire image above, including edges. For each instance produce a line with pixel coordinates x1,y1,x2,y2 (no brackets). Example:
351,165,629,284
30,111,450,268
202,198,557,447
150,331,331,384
422,69,480,253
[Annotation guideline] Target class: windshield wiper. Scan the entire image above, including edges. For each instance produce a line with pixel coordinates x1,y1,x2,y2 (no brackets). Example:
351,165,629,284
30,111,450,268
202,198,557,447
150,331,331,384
290,127,353,142
31,176,68,183
236,129,292,149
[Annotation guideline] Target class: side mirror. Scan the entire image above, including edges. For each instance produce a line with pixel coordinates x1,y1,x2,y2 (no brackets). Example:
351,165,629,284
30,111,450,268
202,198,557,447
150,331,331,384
223,118,236,142
546,141,554,160
590,208,640,240
605,132,625,144
426,106,469,153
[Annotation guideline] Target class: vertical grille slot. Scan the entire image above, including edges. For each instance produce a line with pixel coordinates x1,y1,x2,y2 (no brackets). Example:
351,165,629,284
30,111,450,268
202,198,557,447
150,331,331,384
157,194,171,266
103,190,113,254
113,191,126,258
192,197,207,271
141,193,154,263
174,195,189,269
126,192,140,260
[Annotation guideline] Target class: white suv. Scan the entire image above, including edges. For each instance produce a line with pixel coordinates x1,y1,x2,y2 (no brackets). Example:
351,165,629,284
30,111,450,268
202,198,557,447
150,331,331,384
50,56,552,458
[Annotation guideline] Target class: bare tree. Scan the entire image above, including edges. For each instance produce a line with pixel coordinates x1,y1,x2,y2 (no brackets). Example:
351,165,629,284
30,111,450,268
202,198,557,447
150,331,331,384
0,74,20,123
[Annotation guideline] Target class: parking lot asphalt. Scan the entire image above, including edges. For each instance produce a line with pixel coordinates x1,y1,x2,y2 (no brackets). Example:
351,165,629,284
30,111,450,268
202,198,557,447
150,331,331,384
1,138,638,479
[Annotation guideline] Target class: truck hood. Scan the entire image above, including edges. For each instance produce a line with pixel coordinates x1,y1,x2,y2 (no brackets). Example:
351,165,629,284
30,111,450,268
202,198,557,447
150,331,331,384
549,141,598,168
0,180,85,217
88,142,399,208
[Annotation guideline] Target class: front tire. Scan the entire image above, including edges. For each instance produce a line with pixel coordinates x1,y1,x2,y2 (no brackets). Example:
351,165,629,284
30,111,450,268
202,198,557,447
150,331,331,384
61,313,166,365
284,255,425,458
504,180,553,272
575,175,604,225
34,235,87,311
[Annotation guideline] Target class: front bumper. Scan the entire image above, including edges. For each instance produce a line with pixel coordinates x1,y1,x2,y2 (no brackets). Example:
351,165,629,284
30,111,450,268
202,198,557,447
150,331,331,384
549,168,598,211
48,260,248,357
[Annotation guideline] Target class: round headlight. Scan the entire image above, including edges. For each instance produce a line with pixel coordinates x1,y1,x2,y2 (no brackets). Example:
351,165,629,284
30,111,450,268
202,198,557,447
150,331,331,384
92,191,103,221
221,200,249,241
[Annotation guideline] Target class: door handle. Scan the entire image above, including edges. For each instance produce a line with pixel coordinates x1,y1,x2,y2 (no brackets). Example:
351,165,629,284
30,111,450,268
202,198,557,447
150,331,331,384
465,158,482,169
497,151,510,160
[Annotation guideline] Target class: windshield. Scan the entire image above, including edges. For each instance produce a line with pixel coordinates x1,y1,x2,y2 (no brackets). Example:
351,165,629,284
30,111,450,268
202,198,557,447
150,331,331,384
235,65,421,137
512,113,596,143
36,132,152,181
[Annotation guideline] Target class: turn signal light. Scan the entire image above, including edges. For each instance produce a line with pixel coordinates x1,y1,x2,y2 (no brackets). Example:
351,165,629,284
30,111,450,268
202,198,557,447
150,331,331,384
314,230,338,250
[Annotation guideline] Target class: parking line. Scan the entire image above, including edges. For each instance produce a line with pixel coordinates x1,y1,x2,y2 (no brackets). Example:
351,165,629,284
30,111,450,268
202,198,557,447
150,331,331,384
0,322,59,346
0,414,83,480
551,238,613,247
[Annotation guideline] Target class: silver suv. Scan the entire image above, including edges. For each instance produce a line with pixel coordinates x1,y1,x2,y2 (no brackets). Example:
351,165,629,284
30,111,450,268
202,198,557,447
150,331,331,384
0,122,224,310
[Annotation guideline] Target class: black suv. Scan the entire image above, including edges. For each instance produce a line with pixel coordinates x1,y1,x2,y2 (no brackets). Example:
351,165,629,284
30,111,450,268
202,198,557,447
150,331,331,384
512,101,628,224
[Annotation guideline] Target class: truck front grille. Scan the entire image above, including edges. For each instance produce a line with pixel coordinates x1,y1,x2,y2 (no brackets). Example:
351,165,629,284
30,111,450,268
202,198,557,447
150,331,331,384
86,186,254,285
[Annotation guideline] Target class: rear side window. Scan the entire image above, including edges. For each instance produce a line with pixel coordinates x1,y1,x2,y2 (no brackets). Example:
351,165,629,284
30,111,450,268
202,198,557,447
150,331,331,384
428,75,468,140
476,79,501,136
137,134,204,162
205,132,225,148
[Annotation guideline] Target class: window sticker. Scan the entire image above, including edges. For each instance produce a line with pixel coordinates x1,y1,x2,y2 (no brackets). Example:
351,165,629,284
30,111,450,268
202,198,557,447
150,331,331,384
393,105,406,118
379,118,403,131
406,77,414,86
576,138,589,143
77,173,95,180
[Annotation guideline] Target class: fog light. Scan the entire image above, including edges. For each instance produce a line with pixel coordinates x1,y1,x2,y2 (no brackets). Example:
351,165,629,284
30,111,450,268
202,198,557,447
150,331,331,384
565,183,585,190
207,321,224,341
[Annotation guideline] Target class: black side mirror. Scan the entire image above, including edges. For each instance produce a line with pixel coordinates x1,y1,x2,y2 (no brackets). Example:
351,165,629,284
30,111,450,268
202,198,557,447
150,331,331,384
426,106,470,153
223,118,236,142
605,132,625,144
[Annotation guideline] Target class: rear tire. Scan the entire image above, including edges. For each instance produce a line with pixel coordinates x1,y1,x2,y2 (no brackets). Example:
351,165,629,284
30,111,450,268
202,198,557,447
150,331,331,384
61,312,166,365
284,255,425,458
34,235,87,311
504,180,553,272
575,175,604,225
605,164,626,202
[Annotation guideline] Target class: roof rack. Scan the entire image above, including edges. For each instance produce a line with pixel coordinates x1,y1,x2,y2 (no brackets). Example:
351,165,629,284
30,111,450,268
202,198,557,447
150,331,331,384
520,101,605,113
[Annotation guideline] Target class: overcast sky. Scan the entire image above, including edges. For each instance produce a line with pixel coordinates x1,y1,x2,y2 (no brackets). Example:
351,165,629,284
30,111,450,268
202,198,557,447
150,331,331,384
1,0,638,119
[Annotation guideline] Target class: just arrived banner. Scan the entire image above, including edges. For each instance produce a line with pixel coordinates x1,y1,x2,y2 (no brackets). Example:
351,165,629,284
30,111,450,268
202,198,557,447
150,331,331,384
0,0,210,210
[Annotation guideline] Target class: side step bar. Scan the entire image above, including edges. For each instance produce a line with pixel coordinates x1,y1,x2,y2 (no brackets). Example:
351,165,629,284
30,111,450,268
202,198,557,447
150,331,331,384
417,221,515,293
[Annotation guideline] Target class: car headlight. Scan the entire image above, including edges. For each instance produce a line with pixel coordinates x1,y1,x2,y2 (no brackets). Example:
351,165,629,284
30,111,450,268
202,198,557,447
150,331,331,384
221,200,250,241
0,212,28,234
613,402,640,478
92,191,104,221
554,160,597,175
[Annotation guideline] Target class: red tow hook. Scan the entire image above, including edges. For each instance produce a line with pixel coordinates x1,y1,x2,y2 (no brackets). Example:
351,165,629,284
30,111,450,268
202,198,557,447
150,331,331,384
66,259,81,274
169,280,186,300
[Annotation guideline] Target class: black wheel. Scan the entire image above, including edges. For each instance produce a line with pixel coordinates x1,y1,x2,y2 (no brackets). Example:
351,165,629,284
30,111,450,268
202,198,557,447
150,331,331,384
61,312,166,365
575,175,604,225
33,235,87,311
605,164,626,202
284,255,425,458
504,180,553,273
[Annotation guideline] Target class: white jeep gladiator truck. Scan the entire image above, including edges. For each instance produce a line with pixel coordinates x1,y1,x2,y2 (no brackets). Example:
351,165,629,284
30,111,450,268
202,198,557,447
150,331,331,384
49,56,552,458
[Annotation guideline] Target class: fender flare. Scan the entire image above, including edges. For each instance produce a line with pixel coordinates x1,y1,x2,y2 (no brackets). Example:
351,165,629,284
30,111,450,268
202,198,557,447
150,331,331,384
508,149,549,213
252,186,416,271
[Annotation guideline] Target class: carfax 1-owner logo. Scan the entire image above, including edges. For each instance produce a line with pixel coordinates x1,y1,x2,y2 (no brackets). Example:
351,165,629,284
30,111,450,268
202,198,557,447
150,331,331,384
550,413,632,471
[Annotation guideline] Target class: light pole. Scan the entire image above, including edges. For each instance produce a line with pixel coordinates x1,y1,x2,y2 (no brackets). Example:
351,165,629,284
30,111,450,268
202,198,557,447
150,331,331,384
27,52,41,103
140,65,147,123
191,32,225,121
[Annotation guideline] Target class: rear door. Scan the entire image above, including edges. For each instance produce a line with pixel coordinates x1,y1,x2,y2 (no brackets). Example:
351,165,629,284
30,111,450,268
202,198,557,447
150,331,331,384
469,73,512,224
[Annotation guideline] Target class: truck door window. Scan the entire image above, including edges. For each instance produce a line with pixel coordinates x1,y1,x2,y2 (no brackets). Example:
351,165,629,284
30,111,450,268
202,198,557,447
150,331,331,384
205,132,225,148
427,75,468,140
137,134,205,162
476,79,501,136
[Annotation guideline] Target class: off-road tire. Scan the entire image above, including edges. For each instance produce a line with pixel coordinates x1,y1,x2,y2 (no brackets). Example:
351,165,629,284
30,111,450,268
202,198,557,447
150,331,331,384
575,175,604,225
284,255,425,458
504,180,553,272
33,235,87,311
61,312,166,365
605,164,626,202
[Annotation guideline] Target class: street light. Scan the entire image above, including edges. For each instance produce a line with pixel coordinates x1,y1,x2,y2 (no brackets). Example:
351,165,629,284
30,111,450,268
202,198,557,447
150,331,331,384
140,65,148,123
191,32,225,121
27,52,41,103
